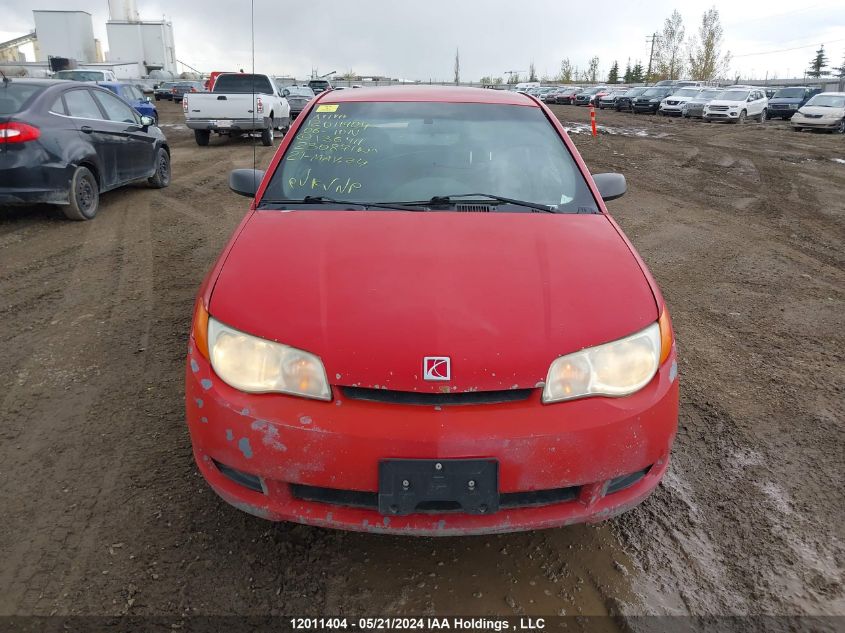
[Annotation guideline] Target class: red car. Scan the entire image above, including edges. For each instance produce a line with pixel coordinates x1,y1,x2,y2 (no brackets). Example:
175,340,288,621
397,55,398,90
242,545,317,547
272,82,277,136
185,86,678,535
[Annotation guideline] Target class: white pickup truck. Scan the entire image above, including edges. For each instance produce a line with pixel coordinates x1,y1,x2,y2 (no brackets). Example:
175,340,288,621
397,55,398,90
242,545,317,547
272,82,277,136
183,73,291,146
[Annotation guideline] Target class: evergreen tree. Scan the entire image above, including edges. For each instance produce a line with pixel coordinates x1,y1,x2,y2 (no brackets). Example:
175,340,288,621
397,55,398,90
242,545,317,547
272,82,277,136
623,58,633,83
631,61,645,83
528,61,538,82
607,60,619,84
833,53,845,78
807,45,830,78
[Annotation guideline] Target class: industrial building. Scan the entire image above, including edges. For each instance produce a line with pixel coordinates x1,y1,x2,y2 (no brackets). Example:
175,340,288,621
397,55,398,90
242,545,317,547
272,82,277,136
0,0,176,79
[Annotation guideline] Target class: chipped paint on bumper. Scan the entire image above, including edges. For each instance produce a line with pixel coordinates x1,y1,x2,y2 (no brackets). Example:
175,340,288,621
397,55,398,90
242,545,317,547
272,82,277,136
185,346,678,535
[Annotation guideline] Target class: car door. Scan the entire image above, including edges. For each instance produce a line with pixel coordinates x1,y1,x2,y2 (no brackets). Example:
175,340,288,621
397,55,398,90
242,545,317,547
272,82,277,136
63,87,123,190
749,90,763,116
91,88,155,181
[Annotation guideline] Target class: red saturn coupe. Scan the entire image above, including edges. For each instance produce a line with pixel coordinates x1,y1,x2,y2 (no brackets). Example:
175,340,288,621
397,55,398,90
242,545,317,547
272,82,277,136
185,86,678,535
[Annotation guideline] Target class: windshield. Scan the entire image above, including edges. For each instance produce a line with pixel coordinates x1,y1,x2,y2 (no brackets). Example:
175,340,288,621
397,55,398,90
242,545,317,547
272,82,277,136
697,90,721,100
774,88,806,99
625,88,645,96
56,70,104,81
285,86,314,97
0,83,46,114
806,94,845,108
672,88,700,97
719,90,750,101
309,80,330,90
214,74,272,94
262,102,597,212
642,88,666,97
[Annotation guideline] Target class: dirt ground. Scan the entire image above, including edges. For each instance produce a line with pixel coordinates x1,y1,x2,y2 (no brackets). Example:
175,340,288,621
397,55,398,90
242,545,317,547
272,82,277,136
1,99,843,625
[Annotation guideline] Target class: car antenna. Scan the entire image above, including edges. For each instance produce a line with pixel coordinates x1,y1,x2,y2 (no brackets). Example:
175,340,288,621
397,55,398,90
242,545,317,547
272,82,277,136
0,69,10,86
251,0,257,195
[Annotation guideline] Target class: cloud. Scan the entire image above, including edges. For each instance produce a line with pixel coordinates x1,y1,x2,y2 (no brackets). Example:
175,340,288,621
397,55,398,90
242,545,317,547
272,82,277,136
3,0,844,80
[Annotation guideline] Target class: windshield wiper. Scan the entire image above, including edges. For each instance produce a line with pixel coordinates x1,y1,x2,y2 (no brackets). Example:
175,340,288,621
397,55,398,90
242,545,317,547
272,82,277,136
258,195,423,212
395,193,556,213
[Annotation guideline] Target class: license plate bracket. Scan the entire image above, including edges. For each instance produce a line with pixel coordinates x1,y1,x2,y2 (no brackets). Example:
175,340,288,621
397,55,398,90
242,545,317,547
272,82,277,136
378,459,499,516
214,119,232,128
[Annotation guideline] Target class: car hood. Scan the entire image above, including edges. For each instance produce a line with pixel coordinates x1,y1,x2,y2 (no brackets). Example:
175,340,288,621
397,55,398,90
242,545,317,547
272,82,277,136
796,105,845,117
706,99,745,107
209,211,658,393
769,98,803,105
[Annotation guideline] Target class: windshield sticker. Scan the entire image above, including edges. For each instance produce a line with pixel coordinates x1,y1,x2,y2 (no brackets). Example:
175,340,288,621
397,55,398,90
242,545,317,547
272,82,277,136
316,104,339,112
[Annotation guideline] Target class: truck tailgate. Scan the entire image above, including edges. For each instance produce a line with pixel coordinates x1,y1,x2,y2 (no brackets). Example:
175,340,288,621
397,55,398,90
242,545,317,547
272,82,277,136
185,93,257,120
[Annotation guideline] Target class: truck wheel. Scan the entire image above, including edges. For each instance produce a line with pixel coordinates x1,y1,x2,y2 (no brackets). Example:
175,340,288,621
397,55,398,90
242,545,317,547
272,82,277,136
61,166,99,221
148,148,171,189
195,130,210,146
260,126,274,147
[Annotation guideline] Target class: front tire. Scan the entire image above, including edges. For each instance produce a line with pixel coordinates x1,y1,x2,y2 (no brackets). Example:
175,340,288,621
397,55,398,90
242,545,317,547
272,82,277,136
260,125,274,146
759,109,767,123
835,119,845,134
738,110,747,124
61,166,99,221
195,129,210,146
148,148,171,188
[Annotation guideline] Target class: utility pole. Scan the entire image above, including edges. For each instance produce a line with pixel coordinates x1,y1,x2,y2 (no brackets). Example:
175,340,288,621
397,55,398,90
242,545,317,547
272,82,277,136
645,33,659,85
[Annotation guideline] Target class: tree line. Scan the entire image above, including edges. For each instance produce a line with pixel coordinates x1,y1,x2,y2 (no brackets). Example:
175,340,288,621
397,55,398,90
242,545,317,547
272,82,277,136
481,6,731,85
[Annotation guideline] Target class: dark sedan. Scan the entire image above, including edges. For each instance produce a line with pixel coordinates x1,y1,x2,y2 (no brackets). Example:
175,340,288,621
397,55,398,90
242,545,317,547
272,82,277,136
281,85,315,119
0,79,170,220
615,87,647,112
632,87,674,113
154,81,178,101
171,81,205,103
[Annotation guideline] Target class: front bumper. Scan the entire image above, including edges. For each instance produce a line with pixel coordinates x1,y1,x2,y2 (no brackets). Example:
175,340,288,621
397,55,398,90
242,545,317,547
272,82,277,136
659,105,684,116
185,343,679,535
186,117,271,132
791,118,840,130
632,103,659,113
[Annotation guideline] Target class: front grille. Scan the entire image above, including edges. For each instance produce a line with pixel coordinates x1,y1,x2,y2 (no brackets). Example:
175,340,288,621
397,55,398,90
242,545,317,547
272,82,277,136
709,105,729,111
340,386,534,406
289,466,654,513
803,114,823,119
289,483,580,511
770,104,789,110
606,466,650,494
213,459,264,493
666,100,679,105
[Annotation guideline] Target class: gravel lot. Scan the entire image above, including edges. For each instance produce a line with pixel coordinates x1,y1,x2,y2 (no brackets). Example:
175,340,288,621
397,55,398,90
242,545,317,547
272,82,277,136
1,99,842,624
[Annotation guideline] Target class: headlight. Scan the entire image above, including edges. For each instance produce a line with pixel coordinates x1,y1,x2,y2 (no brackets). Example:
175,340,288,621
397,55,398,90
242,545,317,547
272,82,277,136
542,322,661,403
207,318,331,400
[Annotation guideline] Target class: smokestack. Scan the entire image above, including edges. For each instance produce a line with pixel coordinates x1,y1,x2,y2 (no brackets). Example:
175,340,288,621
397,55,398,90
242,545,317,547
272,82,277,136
108,0,139,22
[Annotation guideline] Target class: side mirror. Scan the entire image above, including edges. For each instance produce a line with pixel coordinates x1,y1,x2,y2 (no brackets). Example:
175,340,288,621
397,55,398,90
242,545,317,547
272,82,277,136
140,115,154,127
282,89,289,97
593,173,627,202
229,169,266,198
145,96,152,103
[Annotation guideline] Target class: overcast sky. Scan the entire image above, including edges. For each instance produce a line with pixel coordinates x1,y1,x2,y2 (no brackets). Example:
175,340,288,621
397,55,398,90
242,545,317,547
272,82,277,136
3,0,844,81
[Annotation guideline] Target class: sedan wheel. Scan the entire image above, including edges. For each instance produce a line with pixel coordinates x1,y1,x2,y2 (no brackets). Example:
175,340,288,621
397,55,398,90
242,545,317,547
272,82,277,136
836,119,845,134
148,148,171,188
61,166,99,221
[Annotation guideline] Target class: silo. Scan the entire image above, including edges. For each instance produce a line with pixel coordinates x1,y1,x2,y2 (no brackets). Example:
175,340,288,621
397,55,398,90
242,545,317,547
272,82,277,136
108,0,140,22
32,11,96,63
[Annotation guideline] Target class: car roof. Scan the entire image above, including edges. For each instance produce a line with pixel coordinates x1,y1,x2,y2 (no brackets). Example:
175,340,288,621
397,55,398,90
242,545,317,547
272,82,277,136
816,91,845,96
1,78,66,86
319,85,538,106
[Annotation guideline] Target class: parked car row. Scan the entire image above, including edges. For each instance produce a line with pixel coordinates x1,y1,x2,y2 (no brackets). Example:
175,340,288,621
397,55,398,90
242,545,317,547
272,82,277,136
540,81,844,132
